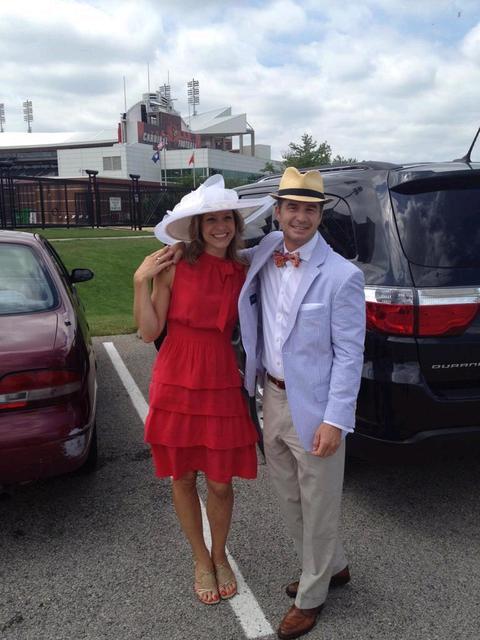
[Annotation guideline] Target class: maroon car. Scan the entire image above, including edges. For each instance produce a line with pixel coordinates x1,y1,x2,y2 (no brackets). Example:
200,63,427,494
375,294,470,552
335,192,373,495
0,230,97,486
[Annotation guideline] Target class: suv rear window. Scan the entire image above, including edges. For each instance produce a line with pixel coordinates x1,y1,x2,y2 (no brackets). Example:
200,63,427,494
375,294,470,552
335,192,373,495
0,243,57,315
390,184,480,268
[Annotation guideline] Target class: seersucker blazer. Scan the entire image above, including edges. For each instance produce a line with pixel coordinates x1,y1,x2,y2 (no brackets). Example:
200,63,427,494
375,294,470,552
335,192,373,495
238,231,366,451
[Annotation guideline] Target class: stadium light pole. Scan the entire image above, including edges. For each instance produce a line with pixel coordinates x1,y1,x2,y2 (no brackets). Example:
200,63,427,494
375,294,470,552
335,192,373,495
23,100,33,133
187,79,200,117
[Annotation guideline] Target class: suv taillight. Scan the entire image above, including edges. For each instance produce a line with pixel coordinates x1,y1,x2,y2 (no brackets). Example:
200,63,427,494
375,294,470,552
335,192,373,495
365,286,480,337
0,370,82,410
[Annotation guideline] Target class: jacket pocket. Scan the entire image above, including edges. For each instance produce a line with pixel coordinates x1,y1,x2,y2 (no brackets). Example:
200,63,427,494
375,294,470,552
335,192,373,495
296,304,327,340
300,302,325,311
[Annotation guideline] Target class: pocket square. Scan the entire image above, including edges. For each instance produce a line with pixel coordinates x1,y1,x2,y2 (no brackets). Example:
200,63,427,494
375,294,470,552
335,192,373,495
300,302,325,310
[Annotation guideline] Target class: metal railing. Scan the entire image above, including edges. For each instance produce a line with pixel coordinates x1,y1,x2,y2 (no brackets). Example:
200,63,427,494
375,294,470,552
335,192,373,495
0,169,188,231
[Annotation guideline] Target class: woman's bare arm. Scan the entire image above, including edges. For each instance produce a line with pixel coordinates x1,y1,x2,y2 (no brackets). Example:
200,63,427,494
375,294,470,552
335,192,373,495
133,246,175,342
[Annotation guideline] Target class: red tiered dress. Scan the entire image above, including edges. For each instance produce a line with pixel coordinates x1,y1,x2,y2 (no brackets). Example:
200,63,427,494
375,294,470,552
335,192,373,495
145,252,258,483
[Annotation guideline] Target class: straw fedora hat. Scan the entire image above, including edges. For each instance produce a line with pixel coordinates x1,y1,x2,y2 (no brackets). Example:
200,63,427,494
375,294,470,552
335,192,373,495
155,174,273,243
271,166,331,203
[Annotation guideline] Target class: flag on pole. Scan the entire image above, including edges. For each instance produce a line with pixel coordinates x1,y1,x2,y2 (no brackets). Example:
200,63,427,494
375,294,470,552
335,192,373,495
188,151,196,187
151,150,160,163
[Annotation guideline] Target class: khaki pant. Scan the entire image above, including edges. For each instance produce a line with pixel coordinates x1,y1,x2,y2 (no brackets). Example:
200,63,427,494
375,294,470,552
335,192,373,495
263,376,347,609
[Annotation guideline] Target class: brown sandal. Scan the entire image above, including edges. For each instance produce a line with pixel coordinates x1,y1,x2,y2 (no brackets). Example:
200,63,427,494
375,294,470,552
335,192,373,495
215,563,237,600
194,564,220,605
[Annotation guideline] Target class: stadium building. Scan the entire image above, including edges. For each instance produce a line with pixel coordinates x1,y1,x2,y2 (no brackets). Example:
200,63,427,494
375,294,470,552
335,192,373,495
0,87,280,183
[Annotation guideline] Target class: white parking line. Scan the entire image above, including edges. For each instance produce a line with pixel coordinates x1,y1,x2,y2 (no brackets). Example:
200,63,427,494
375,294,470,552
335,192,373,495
103,341,274,639
103,341,149,421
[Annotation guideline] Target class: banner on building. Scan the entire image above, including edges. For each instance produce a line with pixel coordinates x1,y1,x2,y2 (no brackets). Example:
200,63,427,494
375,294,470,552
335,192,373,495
137,113,201,150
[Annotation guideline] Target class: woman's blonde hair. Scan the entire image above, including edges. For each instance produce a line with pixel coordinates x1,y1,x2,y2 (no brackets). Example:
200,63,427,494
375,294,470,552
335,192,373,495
184,210,246,264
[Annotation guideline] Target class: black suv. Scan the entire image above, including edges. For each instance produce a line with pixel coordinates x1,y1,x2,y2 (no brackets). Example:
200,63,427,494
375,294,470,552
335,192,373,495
236,160,480,460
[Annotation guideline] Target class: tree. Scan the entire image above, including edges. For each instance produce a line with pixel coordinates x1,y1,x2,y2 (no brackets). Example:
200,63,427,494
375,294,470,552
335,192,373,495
331,154,358,165
282,133,357,168
262,161,275,174
282,133,332,168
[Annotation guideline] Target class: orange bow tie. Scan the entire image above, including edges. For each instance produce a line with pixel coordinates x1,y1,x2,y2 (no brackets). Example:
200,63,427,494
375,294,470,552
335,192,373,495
273,249,301,268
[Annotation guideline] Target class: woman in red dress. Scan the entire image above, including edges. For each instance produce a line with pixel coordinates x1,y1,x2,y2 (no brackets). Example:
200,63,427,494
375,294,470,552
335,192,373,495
133,176,268,605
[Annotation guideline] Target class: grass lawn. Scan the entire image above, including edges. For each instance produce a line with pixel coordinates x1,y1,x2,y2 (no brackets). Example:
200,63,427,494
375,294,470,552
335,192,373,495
46,231,160,336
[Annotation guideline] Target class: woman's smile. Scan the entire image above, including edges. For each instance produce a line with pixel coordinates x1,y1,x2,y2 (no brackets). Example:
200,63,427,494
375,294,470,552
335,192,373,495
201,210,236,256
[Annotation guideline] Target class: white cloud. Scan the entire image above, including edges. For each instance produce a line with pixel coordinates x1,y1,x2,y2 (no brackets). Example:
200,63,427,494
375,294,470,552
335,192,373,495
461,22,480,60
236,0,307,35
0,0,479,164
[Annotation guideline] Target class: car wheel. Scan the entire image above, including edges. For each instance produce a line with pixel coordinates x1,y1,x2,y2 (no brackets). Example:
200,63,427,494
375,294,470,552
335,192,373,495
79,422,98,473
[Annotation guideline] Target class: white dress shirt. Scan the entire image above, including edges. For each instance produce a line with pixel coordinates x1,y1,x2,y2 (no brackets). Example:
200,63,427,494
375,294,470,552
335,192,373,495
260,233,345,432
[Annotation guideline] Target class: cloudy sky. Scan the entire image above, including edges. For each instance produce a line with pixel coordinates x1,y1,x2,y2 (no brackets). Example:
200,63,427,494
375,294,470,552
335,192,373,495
1,0,480,163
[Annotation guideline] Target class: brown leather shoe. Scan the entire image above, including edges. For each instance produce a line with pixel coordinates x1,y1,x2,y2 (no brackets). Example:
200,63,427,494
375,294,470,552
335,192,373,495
277,604,323,640
285,566,350,598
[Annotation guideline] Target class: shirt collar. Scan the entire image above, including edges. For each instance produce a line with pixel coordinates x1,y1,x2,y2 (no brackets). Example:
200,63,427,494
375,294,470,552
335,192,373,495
283,233,319,263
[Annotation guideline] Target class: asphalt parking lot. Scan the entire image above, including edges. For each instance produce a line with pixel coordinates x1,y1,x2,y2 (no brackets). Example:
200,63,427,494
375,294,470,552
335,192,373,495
1,333,480,640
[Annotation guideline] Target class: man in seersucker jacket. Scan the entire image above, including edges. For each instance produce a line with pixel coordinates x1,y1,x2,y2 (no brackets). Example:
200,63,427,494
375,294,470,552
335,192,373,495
238,166,366,640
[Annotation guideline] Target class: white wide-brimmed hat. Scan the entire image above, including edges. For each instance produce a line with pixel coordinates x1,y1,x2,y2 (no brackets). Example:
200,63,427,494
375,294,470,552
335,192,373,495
155,174,273,243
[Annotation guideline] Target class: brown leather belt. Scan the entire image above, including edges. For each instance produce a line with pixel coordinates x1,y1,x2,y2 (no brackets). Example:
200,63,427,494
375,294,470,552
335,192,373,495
267,372,286,390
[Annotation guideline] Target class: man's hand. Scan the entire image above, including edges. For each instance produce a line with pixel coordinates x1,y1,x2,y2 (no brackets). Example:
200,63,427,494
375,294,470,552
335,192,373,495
312,423,342,457
170,241,185,264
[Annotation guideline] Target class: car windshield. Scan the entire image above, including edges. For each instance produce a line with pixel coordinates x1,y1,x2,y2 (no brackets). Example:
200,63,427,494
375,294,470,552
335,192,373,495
0,243,57,315
391,186,480,268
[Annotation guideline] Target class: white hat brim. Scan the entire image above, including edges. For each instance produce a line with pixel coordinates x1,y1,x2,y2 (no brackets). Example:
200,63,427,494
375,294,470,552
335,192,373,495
155,196,274,243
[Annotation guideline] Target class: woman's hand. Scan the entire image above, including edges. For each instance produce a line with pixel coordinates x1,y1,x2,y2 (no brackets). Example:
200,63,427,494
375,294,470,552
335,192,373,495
134,246,175,283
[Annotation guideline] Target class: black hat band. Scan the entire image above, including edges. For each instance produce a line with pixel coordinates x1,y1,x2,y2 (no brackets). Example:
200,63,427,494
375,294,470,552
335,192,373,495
277,188,325,198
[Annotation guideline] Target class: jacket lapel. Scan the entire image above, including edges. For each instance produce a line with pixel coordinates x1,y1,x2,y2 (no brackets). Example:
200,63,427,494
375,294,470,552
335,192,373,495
283,233,330,343
243,231,283,289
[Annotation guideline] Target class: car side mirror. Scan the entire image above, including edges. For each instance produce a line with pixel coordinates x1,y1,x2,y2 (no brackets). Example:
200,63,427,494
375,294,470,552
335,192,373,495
70,268,94,283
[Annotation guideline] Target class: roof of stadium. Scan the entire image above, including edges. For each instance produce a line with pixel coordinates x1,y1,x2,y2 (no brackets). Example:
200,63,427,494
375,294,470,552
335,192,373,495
0,130,117,150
